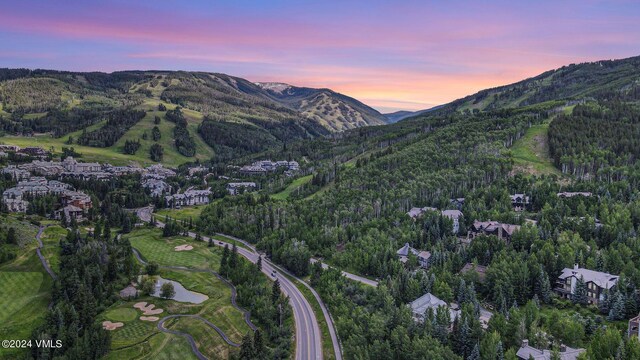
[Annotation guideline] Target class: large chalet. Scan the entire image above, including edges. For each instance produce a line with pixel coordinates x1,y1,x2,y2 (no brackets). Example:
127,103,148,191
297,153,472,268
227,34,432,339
555,265,619,305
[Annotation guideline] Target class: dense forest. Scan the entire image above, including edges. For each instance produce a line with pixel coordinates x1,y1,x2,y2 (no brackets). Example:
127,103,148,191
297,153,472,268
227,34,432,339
549,101,640,183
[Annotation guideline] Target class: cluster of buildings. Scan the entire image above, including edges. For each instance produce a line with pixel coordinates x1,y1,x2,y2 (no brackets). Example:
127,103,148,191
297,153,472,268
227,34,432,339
0,145,48,159
141,165,177,197
226,182,257,195
2,176,92,222
2,157,145,180
239,160,300,176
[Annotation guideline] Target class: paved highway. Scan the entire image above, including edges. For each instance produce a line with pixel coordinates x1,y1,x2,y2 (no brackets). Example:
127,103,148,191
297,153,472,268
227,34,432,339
136,206,327,360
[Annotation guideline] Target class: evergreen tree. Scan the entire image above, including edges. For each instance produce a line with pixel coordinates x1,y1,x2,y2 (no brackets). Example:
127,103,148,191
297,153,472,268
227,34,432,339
572,276,588,305
103,221,111,241
220,244,229,276
5,227,16,244
537,267,552,304
239,332,255,359
496,341,504,360
599,289,610,314
467,343,480,360
608,292,626,321
457,279,468,305
230,243,238,269
272,279,281,304
253,329,265,359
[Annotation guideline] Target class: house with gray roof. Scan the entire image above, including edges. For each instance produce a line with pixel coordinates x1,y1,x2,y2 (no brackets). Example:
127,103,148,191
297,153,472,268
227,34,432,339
397,243,431,268
469,220,521,243
555,265,618,304
516,340,585,360
409,293,460,323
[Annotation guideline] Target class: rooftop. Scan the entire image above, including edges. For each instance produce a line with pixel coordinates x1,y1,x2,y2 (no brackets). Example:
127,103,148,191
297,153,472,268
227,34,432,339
558,265,619,289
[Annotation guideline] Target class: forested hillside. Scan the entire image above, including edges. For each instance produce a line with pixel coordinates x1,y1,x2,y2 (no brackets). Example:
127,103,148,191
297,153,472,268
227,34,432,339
195,55,640,359
434,56,640,113
549,100,640,182
0,69,382,165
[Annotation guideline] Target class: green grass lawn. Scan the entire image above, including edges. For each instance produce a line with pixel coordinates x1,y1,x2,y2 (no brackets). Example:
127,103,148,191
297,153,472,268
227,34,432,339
160,269,248,343
0,251,52,360
0,272,43,323
105,331,197,360
154,206,205,223
101,264,249,359
40,225,67,273
271,175,313,200
510,122,563,177
126,228,220,269
167,317,238,359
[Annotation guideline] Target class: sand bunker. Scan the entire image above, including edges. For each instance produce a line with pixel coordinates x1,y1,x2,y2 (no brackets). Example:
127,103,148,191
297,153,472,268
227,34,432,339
133,301,164,315
102,321,124,330
174,244,193,251
140,316,159,322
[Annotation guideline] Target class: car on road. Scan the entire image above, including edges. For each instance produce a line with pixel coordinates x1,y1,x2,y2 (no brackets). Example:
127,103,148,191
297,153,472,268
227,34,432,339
271,270,277,277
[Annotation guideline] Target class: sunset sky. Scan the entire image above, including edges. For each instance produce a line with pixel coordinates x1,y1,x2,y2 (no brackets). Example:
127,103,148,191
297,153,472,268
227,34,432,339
1,0,639,112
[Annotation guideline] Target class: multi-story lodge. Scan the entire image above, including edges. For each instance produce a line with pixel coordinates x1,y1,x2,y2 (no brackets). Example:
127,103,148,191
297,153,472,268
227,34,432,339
165,188,211,207
0,166,31,180
555,265,619,304
226,182,257,195
142,177,171,197
468,220,521,243
239,160,300,175
1,176,92,219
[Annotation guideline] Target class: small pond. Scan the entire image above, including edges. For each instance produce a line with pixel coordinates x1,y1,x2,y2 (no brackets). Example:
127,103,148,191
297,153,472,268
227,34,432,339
150,276,209,304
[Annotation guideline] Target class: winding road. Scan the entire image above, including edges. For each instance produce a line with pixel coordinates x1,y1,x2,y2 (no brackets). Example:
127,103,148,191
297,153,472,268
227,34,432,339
137,206,327,360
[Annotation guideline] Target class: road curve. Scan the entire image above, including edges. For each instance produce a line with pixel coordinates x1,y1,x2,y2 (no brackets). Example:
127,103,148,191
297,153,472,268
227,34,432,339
137,206,325,360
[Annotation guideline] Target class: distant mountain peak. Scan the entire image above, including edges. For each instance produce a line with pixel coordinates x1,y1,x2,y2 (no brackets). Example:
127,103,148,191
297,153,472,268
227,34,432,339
255,82,291,94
